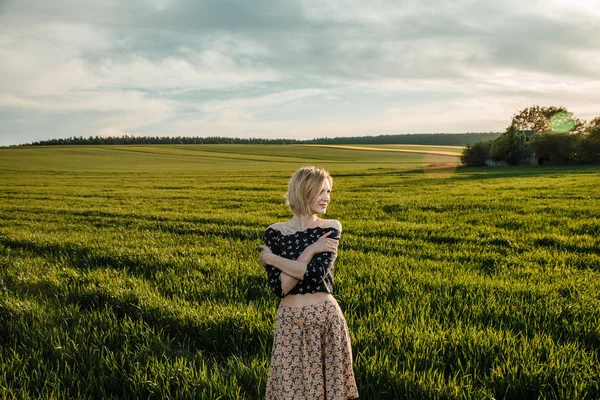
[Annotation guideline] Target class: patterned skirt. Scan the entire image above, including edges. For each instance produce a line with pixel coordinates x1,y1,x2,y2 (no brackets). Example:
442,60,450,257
266,298,359,399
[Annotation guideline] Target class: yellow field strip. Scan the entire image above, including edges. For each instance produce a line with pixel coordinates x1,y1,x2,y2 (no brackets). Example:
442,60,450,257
295,144,461,157
384,144,465,150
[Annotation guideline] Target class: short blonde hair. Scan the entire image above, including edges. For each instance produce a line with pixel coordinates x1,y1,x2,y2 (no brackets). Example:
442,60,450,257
285,166,332,216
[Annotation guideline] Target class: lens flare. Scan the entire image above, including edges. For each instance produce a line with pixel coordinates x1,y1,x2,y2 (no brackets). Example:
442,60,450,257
550,111,576,133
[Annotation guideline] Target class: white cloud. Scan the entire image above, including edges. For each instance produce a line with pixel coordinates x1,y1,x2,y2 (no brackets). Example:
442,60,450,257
97,127,136,138
0,20,284,97
0,90,172,116
0,90,175,143
199,89,325,120
195,34,272,58
88,50,283,90
0,21,111,96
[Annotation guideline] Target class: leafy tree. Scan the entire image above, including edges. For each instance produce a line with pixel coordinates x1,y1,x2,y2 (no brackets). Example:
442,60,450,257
530,132,579,164
587,116,600,134
460,140,492,166
582,116,600,162
490,126,526,165
573,133,592,163
511,105,568,132
459,106,599,167
528,114,599,164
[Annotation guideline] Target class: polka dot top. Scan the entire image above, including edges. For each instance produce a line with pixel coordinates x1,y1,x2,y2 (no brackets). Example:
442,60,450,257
263,225,340,298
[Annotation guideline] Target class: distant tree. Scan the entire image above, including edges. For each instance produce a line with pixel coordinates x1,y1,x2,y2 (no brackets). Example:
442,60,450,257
572,118,587,134
587,116,600,134
572,133,591,163
582,116,600,162
511,105,569,132
458,106,599,167
460,140,492,166
490,126,526,165
310,132,501,145
18,133,502,147
524,111,598,164
530,132,579,164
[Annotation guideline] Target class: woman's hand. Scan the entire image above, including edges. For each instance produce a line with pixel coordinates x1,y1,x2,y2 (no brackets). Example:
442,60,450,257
308,231,338,254
259,245,273,267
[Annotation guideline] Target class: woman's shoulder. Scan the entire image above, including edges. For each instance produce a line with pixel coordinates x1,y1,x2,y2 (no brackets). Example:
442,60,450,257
266,222,285,232
265,220,342,235
265,222,288,239
320,219,342,233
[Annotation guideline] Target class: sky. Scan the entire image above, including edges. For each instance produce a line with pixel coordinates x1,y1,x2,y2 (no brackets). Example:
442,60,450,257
1,0,599,146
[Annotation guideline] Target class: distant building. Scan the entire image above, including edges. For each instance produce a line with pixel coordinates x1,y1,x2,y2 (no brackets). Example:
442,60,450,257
520,145,538,165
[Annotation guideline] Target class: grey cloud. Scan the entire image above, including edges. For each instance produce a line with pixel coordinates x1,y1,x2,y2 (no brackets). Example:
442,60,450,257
1,0,599,145
4,0,597,82
144,0,306,32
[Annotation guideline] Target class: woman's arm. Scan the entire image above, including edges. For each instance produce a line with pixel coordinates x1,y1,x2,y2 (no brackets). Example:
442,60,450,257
261,228,339,295
279,246,316,294
262,230,339,281
260,240,318,295
281,244,330,294
264,246,317,281
280,274,297,295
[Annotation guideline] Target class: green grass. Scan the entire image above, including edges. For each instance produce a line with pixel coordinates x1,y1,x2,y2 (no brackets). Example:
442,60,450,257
0,145,599,399
0,144,459,172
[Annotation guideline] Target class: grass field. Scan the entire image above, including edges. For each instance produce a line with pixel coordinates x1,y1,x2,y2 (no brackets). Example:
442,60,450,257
1,145,599,399
0,144,460,172
297,144,463,156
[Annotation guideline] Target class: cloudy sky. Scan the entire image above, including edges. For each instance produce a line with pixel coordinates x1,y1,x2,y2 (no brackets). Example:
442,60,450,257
1,0,599,146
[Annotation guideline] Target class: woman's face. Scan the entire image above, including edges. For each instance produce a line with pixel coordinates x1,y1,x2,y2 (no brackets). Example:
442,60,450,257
310,179,332,215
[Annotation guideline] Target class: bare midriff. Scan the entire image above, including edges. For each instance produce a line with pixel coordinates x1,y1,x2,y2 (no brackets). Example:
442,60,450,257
280,291,334,307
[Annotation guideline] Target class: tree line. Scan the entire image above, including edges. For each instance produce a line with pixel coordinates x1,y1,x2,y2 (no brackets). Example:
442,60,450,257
461,106,600,166
16,136,299,146
16,133,500,147
309,133,499,145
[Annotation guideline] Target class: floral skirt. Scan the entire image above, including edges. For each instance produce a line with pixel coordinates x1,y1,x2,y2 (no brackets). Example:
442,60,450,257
266,298,359,399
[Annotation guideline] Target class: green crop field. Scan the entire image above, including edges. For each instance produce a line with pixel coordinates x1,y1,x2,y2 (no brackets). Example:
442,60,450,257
1,145,599,399
0,144,460,173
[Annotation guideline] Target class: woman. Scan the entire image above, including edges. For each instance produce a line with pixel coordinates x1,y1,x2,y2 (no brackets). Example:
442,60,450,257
259,166,359,399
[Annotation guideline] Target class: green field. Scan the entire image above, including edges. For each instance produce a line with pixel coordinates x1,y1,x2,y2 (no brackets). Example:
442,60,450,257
0,144,460,172
1,145,599,399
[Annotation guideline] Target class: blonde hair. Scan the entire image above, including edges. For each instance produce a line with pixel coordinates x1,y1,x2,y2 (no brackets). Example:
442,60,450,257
285,166,332,216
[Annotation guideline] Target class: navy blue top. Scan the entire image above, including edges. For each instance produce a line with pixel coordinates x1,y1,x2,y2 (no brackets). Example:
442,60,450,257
263,225,340,298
